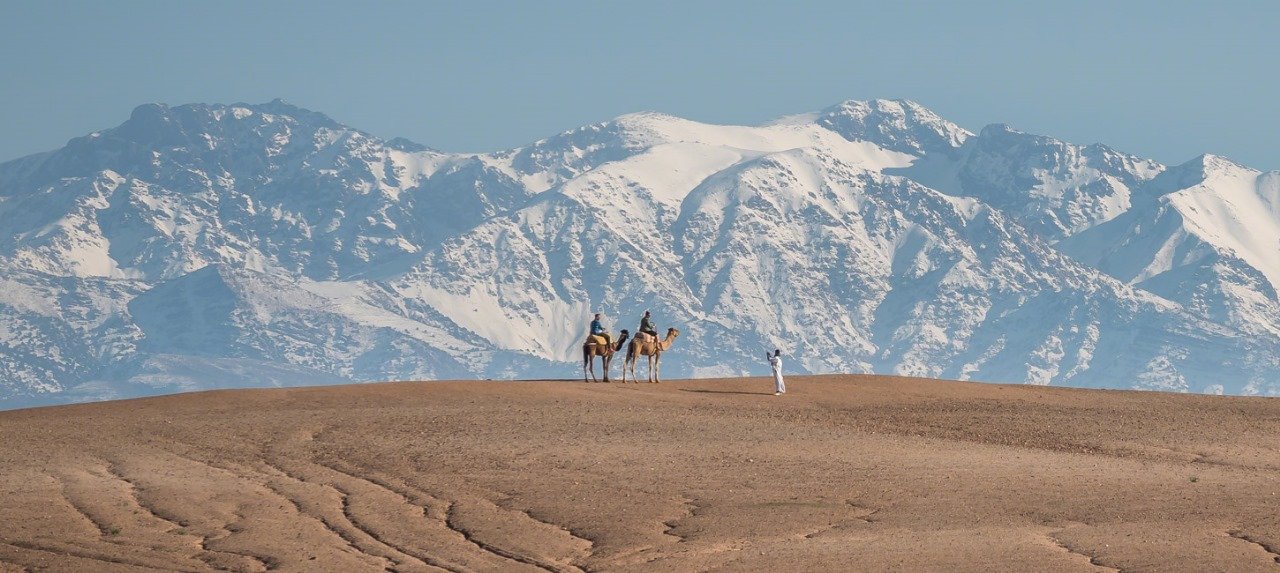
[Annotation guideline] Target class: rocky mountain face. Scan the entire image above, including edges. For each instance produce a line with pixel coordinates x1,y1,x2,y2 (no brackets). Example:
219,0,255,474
2,98,1278,407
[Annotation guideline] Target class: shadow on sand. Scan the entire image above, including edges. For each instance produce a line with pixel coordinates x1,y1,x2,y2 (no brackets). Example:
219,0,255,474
678,389,773,396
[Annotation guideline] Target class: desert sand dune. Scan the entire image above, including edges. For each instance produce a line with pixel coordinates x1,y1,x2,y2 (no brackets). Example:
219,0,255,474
1,375,1278,572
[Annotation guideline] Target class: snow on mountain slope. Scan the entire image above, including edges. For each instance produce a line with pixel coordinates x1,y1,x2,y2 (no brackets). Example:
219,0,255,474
667,146,1275,392
0,268,145,402
0,100,502,282
892,123,1165,242
395,116,921,363
0,98,1278,406
490,108,919,199
1061,155,1280,337
816,99,972,156
394,139,1279,394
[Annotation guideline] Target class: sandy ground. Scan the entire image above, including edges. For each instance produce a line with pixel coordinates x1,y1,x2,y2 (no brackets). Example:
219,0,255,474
1,375,1278,572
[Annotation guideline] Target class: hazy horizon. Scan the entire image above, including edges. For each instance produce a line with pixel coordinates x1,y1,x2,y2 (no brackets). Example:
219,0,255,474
2,1,1278,169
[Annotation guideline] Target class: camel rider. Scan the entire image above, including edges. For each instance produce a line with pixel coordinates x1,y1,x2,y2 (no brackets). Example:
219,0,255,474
638,311,658,342
590,313,612,347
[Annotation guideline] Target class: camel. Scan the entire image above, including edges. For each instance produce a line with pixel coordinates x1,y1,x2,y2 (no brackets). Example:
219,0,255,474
583,329,630,383
622,327,680,384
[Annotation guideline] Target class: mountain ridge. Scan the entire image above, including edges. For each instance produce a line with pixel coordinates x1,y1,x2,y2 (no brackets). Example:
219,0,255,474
1,98,1278,407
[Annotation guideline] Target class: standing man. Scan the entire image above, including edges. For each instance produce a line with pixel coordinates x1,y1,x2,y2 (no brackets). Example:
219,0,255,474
638,310,658,342
590,313,612,347
767,349,785,395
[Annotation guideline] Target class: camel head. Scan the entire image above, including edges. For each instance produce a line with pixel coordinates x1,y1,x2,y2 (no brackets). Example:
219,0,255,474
666,327,680,339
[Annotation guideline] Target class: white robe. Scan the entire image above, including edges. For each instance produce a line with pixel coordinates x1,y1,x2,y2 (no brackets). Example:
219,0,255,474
769,354,785,394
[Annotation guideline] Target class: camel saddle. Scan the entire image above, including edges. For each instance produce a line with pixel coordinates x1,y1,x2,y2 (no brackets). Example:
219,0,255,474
586,334,610,346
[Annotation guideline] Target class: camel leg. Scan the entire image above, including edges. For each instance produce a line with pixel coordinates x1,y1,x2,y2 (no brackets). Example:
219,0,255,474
625,356,634,384
602,354,612,383
654,352,661,383
583,349,590,383
588,351,600,383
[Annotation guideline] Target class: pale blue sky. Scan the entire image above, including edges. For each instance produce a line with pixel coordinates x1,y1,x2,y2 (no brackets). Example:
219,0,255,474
2,1,1277,169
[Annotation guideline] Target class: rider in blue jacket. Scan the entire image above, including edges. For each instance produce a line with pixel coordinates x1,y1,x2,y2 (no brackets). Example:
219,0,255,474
590,313,612,347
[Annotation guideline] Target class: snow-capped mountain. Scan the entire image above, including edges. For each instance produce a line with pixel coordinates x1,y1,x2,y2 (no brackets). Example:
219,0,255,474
889,123,1165,242
1,98,1278,407
1061,154,1280,339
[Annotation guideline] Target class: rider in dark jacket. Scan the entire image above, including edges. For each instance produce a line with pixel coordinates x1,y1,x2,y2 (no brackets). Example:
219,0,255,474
638,310,658,341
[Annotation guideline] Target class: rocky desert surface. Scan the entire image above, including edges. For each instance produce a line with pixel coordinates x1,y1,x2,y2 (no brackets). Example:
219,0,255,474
2,375,1278,572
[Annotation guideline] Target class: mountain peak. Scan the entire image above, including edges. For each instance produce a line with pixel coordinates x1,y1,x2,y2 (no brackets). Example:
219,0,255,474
612,110,684,123
129,102,170,120
815,98,971,156
1189,153,1255,174
244,98,342,128
121,100,343,133
0,98,402,204
1142,153,1259,197
110,100,346,149
385,136,433,152
978,122,1023,137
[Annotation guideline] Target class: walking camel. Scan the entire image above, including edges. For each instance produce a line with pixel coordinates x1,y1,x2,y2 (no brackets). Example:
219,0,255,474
622,327,680,383
583,329,630,383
